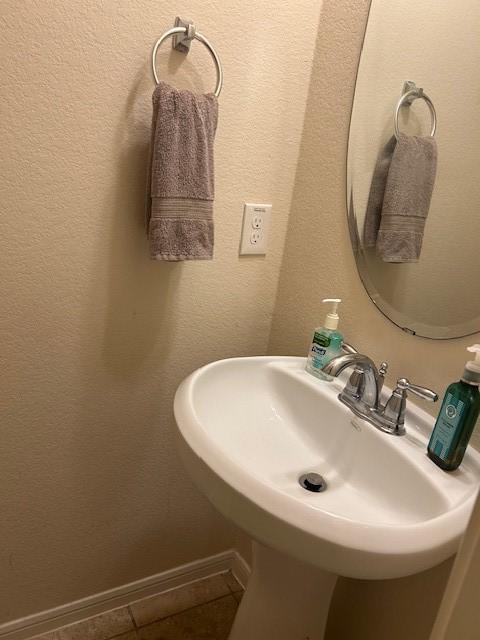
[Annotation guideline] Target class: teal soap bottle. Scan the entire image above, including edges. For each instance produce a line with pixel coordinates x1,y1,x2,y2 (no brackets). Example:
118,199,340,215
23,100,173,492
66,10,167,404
428,345,480,471
306,299,344,381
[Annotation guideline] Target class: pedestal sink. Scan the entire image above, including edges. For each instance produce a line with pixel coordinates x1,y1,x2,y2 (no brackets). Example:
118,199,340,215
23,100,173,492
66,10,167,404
174,357,480,639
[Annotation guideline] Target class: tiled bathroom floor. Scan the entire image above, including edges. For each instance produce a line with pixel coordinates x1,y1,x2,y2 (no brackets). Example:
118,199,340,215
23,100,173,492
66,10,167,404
31,572,244,640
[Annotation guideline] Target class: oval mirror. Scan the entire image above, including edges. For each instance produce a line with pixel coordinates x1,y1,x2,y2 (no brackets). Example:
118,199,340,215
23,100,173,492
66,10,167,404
347,0,480,339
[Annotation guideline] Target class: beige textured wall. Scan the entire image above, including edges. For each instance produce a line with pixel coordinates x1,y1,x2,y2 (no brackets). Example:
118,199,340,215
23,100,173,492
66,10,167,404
0,0,322,623
267,0,479,638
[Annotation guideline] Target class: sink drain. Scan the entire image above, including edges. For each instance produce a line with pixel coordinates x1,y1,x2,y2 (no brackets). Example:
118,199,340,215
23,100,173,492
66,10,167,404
299,472,327,493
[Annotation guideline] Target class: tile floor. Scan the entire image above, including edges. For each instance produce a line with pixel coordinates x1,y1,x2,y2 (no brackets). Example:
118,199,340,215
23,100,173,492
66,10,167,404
31,572,244,640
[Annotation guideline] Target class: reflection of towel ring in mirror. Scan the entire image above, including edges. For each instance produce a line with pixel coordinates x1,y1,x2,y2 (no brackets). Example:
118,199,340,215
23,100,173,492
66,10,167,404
151,27,223,97
394,89,437,139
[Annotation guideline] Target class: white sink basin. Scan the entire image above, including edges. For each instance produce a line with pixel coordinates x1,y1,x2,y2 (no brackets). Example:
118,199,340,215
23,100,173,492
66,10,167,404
174,356,480,639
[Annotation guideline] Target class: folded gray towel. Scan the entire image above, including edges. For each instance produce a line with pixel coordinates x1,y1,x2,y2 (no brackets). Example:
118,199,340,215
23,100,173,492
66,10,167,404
146,82,218,261
363,136,397,248
376,133,437,263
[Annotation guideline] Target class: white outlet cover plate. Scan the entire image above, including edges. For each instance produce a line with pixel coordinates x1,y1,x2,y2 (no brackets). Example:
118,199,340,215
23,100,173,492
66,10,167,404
239,203,272,255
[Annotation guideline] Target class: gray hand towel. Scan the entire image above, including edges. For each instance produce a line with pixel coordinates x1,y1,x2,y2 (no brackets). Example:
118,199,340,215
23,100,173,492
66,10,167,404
146,82,218,261
376,133,437,263
363,136,397,248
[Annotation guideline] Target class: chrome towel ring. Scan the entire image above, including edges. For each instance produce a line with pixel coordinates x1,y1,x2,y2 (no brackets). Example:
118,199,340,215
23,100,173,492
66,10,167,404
151,21,223,97
394,81,437,140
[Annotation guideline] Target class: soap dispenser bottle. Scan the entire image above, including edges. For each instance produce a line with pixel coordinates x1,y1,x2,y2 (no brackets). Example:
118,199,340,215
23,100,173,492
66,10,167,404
428,345,480,471
306,299,344,380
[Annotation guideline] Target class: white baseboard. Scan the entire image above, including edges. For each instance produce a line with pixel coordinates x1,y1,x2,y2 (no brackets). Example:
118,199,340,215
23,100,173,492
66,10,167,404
0,549,250,640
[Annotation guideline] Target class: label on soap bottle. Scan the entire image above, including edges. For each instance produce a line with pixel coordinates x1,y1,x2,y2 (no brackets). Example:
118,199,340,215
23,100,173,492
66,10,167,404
310,332,331,368
429,392,466,461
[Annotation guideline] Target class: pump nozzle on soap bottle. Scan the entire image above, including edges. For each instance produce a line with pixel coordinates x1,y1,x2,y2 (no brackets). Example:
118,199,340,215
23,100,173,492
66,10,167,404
322,298,341,330
306,298,344,380
464,344,480,384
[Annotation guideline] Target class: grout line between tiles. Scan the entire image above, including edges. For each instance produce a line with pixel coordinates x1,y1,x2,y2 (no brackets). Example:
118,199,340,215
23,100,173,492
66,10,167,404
219,573,233,597
126,607,138,631
134,593,238,630
107,630,138,640
222,576,235,596
221,572,243,597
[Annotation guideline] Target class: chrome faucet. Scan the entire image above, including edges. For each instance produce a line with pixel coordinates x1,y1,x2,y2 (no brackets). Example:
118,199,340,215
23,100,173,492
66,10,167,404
323,353,380,409
322,350,438,436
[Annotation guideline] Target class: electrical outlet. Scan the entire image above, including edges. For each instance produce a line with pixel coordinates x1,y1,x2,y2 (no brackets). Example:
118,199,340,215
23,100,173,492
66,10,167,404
250,230,261,244
252,215,263,229
239,203,272,255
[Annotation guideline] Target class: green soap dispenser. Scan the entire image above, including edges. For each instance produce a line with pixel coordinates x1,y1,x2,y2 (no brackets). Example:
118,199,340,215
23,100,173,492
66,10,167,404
428,345,480,471
306,298,343,381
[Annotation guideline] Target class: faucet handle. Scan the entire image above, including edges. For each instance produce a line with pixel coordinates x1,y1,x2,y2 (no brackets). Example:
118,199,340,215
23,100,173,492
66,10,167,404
382,378,438,435
377,361,388,397
396,378,438,403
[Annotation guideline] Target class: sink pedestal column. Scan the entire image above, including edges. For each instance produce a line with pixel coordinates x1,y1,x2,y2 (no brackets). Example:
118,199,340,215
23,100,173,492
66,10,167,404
228,542,337,640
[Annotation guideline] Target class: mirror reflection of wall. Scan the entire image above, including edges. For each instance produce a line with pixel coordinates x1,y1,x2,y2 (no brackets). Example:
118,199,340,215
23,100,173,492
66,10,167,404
348,0,480,338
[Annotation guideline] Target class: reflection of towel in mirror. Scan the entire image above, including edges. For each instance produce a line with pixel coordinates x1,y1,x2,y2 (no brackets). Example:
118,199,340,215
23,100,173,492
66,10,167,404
364,133,437,262
377,133,437,262
363,136,397,248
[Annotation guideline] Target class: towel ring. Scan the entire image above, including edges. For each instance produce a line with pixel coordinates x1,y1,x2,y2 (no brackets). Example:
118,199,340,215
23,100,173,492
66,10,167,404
152,27,223,97
394,89,437,139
